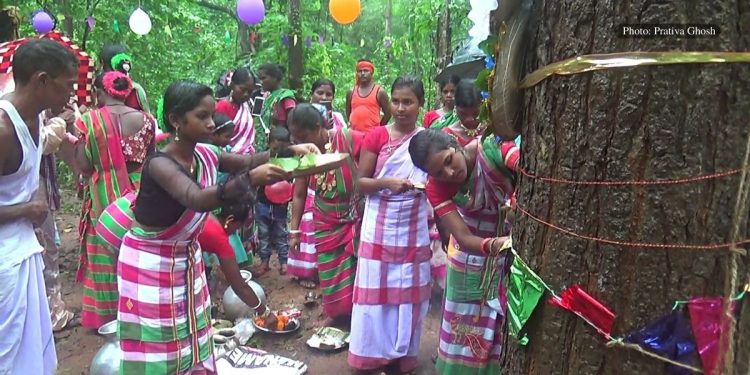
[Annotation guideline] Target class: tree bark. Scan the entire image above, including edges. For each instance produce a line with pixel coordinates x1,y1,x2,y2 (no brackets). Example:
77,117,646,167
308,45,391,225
505,1,750,374
287,0,304,93
385,0,392,61
436,0,452,70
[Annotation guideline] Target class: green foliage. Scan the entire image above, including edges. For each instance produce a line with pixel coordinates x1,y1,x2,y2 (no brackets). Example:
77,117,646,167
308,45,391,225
10,0,471,111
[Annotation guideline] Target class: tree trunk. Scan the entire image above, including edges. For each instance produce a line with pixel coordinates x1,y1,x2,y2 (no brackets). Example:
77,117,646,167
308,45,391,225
287,0,304,93
435,0,451,70
238,22,253,57
506,1,750,374
385,0,392,61
57,0,75,37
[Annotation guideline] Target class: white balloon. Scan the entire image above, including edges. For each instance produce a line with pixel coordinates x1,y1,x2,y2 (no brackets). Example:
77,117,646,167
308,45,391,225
129,7,152,35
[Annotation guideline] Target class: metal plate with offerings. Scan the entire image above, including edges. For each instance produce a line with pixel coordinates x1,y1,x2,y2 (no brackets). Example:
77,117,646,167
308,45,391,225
253,308,302,334
306,327,350,351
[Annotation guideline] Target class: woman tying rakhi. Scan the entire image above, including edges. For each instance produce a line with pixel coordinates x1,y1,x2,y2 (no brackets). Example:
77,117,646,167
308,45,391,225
288,103,364,321
117,80,318,374
430,79,487,146
409,129,519,375
215,67,257,155
69,71,155,329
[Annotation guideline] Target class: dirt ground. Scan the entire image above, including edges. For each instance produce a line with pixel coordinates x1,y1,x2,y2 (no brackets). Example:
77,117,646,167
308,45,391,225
52,190,441,375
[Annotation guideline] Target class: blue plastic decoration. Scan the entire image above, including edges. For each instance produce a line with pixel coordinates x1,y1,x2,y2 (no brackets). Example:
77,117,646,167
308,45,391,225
624,311,700,374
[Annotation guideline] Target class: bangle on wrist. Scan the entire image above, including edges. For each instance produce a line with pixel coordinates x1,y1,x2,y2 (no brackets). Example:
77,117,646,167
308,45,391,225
480,238,492,256
256,305,272,318
288,229,301,234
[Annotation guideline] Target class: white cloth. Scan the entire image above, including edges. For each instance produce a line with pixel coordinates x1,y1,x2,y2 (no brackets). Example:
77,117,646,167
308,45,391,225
0,253,58,375
348,302,429,361
0,100,44,272
41,117,66,155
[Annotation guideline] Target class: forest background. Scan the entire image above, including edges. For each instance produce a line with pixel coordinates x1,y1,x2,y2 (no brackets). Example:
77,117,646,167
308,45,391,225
4,0,470,111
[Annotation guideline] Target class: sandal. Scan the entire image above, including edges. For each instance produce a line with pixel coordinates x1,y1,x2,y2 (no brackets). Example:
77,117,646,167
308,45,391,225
298,279,317,289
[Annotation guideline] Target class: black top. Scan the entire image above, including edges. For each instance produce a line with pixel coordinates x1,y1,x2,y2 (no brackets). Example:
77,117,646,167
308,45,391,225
133,152,191,227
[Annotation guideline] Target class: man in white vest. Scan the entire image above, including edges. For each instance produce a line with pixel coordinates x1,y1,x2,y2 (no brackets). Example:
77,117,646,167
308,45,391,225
0,38,78,375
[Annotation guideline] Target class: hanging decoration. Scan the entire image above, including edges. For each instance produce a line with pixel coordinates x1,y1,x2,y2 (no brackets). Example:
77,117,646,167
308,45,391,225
164,24,173,39
360,38,365,47
293,35,298,46
250,31,258,43
113,19,120,33
305,36,312,48
329,0,361,25
193,23,201,33
236,0,265,25
224,30,232,44
86,16,96,30
686,297,734,375
622,311,700,374
383,37,393,49
31,10,55,33
281,35,289,46
129,7,152,35
506,254,546,345
549,284,616,339
507,241,747,373
318,34,325,44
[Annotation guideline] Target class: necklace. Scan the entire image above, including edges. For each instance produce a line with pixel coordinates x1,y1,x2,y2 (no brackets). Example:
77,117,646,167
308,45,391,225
460,122,482,138
316,131,336,193
323,130,334,153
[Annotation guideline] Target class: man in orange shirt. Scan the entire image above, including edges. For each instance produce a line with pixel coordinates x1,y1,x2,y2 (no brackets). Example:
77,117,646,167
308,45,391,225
346,59,391,133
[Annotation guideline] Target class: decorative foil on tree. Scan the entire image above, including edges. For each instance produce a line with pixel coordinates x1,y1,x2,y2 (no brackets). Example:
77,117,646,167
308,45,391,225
506,255,545,345
624,311,700,374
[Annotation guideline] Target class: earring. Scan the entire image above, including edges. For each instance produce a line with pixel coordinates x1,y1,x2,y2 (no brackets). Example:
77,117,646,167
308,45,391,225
174,128,180,142
224,215,235,230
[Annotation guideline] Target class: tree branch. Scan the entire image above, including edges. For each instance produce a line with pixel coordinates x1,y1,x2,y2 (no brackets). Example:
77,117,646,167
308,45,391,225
195,0,235,17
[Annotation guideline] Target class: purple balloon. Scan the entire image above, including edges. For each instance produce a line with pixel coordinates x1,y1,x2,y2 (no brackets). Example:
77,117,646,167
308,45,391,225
236,0,265,25
32,10,55,33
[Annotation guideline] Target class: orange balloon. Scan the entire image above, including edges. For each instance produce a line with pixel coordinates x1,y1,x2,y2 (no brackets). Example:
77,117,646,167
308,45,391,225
329,0,361,25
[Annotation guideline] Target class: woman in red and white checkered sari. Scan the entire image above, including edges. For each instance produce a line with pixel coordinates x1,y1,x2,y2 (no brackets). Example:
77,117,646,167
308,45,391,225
117,81,319,374
348,76,432,375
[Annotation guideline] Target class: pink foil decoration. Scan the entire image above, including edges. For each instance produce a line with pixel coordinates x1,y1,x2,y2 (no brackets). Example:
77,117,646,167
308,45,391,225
687,297,734,375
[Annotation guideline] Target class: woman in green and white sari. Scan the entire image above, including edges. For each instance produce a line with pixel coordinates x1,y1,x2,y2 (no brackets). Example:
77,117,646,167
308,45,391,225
257,63,296,152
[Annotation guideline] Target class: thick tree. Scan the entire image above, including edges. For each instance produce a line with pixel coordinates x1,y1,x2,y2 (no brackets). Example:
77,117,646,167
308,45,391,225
502,1,750,374
287,0,304,92
435,0,452,70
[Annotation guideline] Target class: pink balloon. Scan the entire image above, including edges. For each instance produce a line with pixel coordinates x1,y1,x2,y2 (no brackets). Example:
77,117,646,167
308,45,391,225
236,0,265,25
32,10,55,33
264,181,293,205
